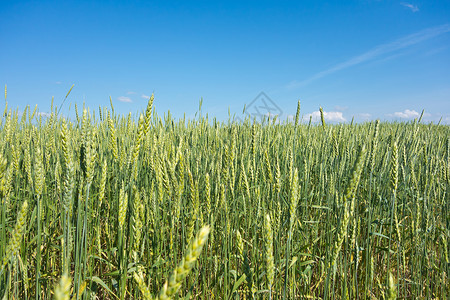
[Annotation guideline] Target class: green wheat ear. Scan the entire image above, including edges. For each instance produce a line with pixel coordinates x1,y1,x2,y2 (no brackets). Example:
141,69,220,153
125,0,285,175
264,214,274,293
1,201,28,270
319,106,326,129
54,273,71,300
386,272,396,300
159,225,210,299
133,272,153,300
294,99,301,127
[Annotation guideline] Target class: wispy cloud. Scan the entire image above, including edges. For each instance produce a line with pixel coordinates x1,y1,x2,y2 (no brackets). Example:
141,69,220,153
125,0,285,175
55,81,62,85
117,96,132,103
141,94,150,99
287,24,450,89
424,46,448,56
306,110,346,123
401,2,419,12
126,91,136,95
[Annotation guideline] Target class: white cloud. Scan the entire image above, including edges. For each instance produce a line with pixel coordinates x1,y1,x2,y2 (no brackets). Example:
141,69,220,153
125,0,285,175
55,81,62,85
141,94,151,99
287,24,450,88
117,96,132,103
391,109,420,119
387,109,432,120
401,2,419,12
306,110,346,123
127,91,136,95
37,112,51,118
395,109,419,118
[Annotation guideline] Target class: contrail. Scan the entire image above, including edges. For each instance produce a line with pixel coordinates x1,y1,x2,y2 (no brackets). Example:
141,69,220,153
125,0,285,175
288,24,450,88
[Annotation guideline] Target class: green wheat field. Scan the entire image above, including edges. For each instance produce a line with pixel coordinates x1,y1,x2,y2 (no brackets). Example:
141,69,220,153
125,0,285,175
0,94,448,299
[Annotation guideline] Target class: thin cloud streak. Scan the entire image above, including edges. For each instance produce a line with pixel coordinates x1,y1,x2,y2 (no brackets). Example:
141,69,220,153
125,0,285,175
401,2,419,12
288,24,450,89
117,96,132,103
424,46,448,56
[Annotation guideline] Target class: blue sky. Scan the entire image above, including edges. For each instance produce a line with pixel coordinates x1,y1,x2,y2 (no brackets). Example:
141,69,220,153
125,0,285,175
1,0,449,123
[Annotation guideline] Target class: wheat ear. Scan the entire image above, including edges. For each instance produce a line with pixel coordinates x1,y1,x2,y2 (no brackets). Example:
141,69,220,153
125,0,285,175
54,273,72,300
159,226,210,299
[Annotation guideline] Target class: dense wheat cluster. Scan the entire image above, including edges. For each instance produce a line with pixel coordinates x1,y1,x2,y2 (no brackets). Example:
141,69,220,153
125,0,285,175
0,96,448,299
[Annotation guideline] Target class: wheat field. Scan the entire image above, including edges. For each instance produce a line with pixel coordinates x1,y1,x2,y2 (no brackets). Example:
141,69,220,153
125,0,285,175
0,95,448,299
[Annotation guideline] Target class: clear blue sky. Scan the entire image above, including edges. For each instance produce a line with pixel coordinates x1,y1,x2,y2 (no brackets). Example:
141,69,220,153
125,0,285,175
1,0,450,123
